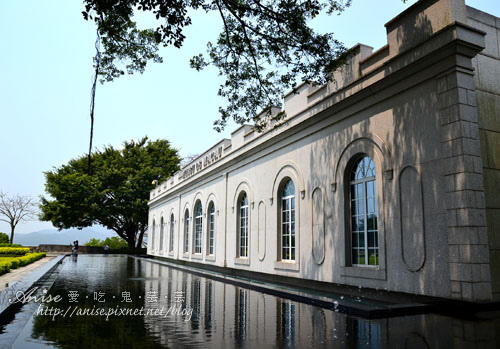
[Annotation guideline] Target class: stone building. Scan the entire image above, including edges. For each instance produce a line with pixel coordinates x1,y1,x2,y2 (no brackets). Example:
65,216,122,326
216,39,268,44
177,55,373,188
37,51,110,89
148,0,500,302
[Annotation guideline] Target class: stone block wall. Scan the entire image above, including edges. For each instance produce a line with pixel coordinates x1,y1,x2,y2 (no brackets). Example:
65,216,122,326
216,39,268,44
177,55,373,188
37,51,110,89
146,0,499,302
468,6,500,301
438,66,492,301
37,244,104,254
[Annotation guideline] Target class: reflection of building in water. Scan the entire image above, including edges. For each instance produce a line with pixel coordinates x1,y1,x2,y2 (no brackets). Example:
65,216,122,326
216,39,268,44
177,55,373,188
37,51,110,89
235,288,247,342
347,317,382,348
148,0,500,303
277,298,296,347
142,261,499,347
141,261,345,346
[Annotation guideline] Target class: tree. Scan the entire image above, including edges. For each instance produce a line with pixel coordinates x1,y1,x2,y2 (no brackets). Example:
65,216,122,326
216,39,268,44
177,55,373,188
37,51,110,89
81,0,353,131
39,137,180,248
85,236,129,249
0,192,38,244
0,232,9,244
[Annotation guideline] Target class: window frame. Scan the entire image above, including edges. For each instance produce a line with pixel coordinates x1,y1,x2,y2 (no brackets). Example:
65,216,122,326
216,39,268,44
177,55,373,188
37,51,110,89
207,201,215,256
159,216,164,253
193,201,203,255
238,192,249,258
151,219,156,252
169,213,175,253
349,156,379,267
338,144,387,281
183,209,190,254
280,178,296,262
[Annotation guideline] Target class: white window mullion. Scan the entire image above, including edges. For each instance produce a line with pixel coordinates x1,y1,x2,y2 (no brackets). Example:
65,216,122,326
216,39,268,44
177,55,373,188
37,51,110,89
281,179,296,262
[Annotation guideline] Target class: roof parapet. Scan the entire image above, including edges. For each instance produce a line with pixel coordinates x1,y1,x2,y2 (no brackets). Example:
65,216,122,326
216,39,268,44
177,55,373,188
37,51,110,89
150,0,476,203
385,0,467,57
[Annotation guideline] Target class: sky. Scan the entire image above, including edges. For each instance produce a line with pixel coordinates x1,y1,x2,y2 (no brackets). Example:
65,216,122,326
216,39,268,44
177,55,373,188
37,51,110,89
1,0,499,235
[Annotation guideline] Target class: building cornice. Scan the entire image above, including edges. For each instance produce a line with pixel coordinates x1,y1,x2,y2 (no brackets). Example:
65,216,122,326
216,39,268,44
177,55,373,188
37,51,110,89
149,21,485,206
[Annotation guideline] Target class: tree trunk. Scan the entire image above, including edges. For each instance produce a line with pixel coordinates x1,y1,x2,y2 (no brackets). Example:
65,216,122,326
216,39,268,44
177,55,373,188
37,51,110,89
127,236,136,248
114,227,138,248
124,229,137,248
137,228,145,248
113,228,133,248
10,224,15,244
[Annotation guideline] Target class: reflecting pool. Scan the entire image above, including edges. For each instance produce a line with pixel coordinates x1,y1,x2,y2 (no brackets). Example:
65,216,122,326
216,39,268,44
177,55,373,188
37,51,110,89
1,255,499,348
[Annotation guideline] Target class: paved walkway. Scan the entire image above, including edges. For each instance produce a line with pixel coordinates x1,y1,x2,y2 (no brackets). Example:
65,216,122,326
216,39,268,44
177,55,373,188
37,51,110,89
0,255,59,291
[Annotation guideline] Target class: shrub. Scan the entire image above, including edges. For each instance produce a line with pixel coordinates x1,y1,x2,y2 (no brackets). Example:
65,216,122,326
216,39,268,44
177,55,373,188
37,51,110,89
0,252,46,276
85,238,101,247
103,237,128,249
85,236,128,249
17,252,46,267
0,232,9,244
0,243,22,247
9,259,20,269
0,247,30,255
0,262,10,275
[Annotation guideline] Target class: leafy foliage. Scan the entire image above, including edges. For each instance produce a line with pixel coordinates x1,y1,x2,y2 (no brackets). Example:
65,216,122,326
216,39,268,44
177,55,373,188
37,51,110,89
0,252,46,276
0,247,30,256
82,0,352,131
40,137,180,248
85,238,104,247
85,236,129,249
0,232,8,244
0,243,22,247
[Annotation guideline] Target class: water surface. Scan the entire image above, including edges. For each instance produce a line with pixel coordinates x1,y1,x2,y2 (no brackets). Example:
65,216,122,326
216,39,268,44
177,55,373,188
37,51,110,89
2,255,499,348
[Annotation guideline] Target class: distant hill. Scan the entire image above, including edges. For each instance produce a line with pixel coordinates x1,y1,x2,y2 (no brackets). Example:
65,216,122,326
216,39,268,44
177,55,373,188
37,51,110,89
13,227,116,246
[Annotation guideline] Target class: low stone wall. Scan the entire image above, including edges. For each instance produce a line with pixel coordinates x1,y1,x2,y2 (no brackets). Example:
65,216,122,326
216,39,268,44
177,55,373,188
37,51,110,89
37,244,104,254
36,245,146,254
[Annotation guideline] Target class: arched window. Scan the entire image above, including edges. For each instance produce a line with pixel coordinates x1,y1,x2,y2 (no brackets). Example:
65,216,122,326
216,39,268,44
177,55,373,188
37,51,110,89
194,202,203,254
281,179,296,261
350,156,378,266
184,209,190,253
238,193,249,258
151,219,156,251
169,214,175,252
160,217,164,252
207,202,215,255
